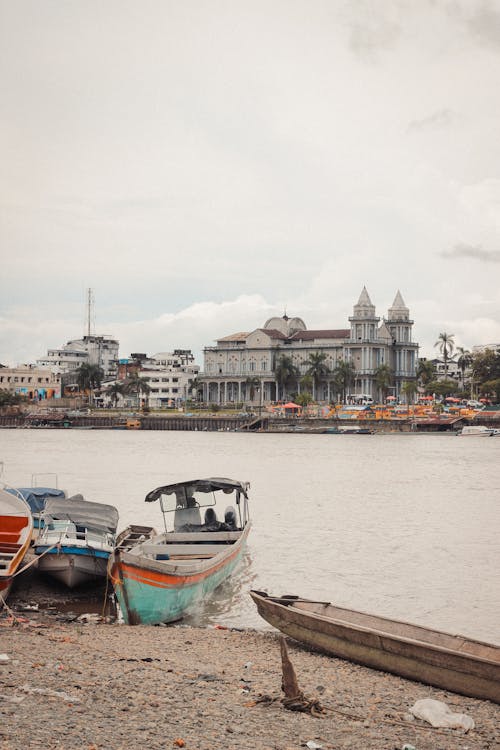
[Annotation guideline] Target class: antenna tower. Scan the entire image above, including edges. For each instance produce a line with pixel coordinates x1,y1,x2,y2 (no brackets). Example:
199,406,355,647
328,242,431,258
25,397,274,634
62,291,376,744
85,288,96,338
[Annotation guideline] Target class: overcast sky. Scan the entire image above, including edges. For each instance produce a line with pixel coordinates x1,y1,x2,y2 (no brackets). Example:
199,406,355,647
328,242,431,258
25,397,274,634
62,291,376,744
1,0,500,367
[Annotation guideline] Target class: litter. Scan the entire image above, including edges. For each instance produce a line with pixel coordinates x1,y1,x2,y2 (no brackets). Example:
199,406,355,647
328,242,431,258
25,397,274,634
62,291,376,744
410,698,474,730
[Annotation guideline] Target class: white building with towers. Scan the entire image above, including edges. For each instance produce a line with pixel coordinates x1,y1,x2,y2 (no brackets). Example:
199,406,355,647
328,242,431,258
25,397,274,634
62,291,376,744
200,288,418,405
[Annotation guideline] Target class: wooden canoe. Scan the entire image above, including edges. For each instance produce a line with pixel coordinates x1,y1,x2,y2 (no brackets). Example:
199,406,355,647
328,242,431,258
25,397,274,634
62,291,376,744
250,591,500,704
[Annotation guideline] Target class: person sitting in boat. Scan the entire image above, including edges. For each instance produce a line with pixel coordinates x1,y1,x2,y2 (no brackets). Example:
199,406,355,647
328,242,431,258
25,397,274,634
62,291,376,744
174,489,202,531
203,506,221,531
223,506,237,530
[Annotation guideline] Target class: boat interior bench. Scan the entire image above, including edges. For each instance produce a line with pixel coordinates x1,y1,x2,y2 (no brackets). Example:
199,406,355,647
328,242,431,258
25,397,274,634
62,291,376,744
139,531,241,560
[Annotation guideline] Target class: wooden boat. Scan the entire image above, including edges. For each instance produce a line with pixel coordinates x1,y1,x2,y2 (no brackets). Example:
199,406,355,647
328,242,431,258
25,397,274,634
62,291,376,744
115,524,157,552
0,487,34,604
109,477,251,625
250,591,500,704
34,495,119,588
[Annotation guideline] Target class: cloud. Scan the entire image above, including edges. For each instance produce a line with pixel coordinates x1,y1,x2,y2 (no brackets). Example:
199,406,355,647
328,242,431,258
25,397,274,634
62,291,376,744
407,109,458,133
441,243,500,263
466,4,500,50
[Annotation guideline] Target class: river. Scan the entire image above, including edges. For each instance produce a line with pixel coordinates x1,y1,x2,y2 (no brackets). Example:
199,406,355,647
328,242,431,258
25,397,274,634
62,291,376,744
1,428,499,642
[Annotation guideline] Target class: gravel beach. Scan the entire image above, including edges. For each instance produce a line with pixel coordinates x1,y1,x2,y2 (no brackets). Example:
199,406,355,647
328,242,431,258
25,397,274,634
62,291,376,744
1,593,499,750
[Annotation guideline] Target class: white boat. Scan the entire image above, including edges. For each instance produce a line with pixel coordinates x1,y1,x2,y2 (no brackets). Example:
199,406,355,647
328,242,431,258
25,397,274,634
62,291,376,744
458,425,493,436
35,495,119,588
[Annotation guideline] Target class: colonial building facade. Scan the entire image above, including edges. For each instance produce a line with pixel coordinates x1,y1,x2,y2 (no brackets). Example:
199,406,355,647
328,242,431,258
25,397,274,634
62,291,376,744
200,288,418,405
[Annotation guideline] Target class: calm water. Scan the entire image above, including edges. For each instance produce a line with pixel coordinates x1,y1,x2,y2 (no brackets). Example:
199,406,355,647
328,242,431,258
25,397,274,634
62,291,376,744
1,428,499,642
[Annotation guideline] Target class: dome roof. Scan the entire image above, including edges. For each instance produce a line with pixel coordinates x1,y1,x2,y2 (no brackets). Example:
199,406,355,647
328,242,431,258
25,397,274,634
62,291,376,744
263,314,307,336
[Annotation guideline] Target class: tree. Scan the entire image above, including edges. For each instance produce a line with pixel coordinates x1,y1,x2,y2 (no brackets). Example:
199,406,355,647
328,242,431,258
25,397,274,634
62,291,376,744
274,355,299,401
189,377,204,402
105,382,124,408
244,376,260,403
434,332,455,378
124,374,151,409
417,358,437,390
400,380,418,411
373,363,393,402
332,359,356,403
455,347,472,390
305,351,330,401
76,363,104,405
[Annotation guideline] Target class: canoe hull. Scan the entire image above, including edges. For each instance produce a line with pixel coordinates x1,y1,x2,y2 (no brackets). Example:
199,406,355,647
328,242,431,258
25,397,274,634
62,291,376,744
111,524,250,625
250,592,500,704
36,547,110,588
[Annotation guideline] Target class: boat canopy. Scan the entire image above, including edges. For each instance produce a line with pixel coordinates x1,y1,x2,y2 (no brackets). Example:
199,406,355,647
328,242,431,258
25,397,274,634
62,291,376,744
42,495,119,533
6,487,66,515
145,477,250,503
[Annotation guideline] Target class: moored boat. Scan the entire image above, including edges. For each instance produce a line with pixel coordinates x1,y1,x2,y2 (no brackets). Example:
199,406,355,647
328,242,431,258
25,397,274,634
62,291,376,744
5,486,67,538
457,425,494,436
0,487,34,604
35,495,119,588
250,591,500,704
109,477,251,625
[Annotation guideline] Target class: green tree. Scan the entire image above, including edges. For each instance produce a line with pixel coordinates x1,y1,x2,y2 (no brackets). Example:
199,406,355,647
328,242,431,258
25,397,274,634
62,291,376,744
417,358,437,390
332,359,356,403
188,377,204,402
455,347,472,390
105,382,124,408
400,380,418,411
305,351,330,401
76,363,104,405
244,376,260,403
479,378,500,403
373,363,393,402
124,374,151,409
274,355,299,401
434,332,455,378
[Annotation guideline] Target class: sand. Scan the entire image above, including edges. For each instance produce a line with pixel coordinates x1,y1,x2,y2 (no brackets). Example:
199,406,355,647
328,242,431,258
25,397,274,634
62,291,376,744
1,595,499,750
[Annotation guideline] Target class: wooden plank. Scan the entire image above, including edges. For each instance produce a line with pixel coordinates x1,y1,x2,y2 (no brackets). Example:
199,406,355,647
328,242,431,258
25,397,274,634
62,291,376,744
141,543,232,557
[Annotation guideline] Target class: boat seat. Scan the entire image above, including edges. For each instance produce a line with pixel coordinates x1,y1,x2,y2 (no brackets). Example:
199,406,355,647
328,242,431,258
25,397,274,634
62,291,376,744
0,516,29,533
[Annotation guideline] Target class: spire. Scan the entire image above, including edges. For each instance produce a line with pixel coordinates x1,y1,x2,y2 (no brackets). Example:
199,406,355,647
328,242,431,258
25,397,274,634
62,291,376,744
388,290,409,321
351,286,377,320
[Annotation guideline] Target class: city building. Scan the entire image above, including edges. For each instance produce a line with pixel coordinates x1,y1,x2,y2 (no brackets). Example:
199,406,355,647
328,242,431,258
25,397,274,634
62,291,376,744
38,335,119,377
200,288,418,405
115,350,199,409
0,364,61,400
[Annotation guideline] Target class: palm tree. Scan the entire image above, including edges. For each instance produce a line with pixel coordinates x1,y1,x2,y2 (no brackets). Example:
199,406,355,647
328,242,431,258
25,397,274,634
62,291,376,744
124,374,151,409
373,363,393,403
434,332,455,378
105,382,124,408
305,351,330,401
244,376,260,404
400,380,418,412
274,355,299,401
76,363,104,406
417,358,436,390
332,359,356,404
456,347,472,390
188,377,204,402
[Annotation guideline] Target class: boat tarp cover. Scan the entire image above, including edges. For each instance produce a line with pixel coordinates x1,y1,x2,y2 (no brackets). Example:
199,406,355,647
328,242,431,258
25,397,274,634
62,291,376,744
6,487,66,515
43,496,119,533
145,477,250,502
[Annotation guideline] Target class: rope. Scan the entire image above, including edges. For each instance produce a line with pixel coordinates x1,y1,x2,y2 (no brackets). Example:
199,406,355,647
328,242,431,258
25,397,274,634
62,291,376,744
8,542,62,579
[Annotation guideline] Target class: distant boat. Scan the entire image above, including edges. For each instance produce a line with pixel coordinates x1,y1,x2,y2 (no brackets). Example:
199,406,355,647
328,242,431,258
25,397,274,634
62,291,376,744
250,591,500,704
35,495,119,588
457,425,494,437
0,487,34,604
324,426,373,434
109,477,251,625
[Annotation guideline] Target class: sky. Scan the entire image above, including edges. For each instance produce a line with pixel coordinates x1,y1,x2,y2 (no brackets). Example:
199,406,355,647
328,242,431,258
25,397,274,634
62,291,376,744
1,0,500,367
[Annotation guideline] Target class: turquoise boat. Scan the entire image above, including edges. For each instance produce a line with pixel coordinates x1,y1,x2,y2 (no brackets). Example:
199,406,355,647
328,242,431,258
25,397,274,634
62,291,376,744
109,477,251,625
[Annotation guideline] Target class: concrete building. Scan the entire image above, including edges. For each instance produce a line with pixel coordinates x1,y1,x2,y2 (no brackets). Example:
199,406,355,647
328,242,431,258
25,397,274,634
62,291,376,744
38,335,119,378
0,364,61,400
200,288,418,405
117,350,199,409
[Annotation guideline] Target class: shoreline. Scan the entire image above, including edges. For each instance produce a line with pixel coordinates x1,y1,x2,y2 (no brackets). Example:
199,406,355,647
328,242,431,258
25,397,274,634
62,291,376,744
2,569,499,750
1,613,499,750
